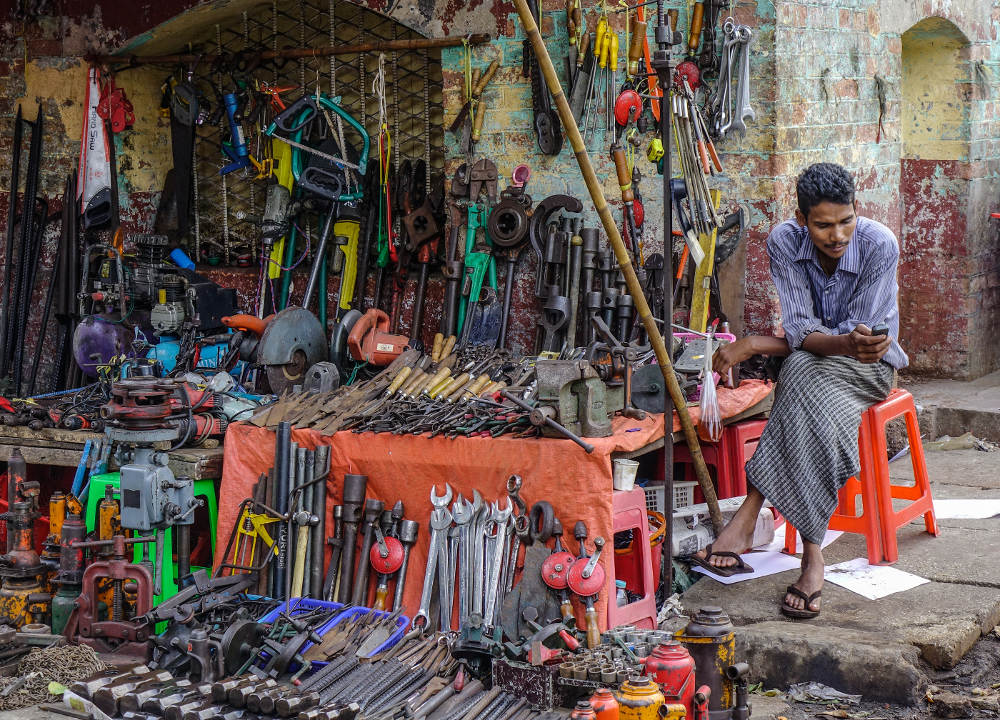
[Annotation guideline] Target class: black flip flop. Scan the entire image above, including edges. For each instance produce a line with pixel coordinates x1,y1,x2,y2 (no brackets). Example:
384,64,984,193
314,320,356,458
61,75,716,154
686,543,756,578
780,585,822,619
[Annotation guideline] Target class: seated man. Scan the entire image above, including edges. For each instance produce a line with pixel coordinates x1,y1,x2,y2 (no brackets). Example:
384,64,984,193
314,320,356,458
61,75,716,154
704,162,907,619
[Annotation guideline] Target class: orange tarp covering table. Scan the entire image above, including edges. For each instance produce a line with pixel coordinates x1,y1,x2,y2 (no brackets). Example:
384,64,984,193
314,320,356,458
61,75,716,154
213,379,773,631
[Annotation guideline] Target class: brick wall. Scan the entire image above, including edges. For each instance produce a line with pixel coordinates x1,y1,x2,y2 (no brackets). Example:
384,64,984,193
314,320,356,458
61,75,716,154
3,0,1000,389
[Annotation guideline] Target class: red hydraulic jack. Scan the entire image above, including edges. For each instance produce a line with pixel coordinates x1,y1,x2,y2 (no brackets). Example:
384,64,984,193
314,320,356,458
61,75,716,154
63,534,155,655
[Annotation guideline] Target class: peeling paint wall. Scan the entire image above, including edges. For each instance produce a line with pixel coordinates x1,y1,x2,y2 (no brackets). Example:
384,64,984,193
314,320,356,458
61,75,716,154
3,0,1000,389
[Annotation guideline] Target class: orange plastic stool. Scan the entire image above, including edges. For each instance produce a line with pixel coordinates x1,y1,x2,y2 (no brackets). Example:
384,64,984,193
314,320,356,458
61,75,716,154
609,488,657,630
866,388,939,563
783,389,939,565
675,419,767,500
784,422,885,564
723,419,768,497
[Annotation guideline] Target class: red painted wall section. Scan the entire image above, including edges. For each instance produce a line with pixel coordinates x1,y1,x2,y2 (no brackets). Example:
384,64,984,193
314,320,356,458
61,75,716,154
899,158,971,376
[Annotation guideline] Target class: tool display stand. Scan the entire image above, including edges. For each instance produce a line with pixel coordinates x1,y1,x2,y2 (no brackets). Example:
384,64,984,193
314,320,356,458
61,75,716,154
608,488,656,629
83,472,219,603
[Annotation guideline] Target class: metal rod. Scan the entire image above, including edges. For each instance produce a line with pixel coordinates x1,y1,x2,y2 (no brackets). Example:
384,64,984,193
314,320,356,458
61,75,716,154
512,0,724,535
273,422,291,598
92,34,491,67
657,21,676,597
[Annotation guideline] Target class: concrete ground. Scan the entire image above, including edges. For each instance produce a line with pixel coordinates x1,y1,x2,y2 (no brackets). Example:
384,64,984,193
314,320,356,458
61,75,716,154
679,442,1000,707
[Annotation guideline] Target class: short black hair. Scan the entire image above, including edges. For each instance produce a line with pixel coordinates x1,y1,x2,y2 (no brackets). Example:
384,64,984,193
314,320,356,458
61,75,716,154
796,163,855,218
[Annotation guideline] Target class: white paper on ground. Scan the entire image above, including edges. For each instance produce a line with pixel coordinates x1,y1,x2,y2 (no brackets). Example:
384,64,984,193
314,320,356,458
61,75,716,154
933,498,1000,520
753,523,843,553
823,557,929,600
690,550,801,584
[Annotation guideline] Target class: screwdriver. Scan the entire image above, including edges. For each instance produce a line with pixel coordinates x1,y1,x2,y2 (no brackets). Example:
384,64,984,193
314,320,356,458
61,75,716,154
607,30,619,133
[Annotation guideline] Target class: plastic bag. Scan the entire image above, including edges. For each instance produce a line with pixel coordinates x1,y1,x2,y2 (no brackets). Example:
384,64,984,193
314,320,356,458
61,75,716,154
698,331,723,442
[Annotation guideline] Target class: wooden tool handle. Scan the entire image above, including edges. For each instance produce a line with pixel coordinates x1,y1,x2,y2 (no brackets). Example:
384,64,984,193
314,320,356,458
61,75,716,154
431,333,444,362
585,607,600,648
559,597,574,624
441,335,458,358
628,20,646,73
472,98,487,140
387,366,413,395
688,2,704,54
667,9,679,31
400,368,426,396
473,57,501,96
611,145,633,202
428,376,456,400
578,30,590,66
468,68,480,102
373,584,387,610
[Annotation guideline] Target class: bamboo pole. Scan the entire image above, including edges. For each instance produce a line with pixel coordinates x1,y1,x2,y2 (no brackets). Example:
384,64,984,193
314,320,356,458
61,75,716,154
513,0,724,533
91,33,491,68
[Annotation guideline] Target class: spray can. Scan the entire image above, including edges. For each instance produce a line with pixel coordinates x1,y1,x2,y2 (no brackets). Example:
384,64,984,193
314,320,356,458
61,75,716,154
644,641,695,719
675,606,736,717
616,676,664,720
589,688,620,720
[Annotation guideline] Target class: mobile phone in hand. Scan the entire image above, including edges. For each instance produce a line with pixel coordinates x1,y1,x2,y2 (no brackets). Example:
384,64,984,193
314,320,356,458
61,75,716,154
871,322,889,337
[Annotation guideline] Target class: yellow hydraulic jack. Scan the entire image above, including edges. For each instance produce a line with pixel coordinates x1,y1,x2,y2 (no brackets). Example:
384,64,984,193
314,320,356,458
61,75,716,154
0,451,51,628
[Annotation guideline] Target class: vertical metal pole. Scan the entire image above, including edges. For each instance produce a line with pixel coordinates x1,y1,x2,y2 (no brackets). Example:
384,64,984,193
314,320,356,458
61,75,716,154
651,1,675,599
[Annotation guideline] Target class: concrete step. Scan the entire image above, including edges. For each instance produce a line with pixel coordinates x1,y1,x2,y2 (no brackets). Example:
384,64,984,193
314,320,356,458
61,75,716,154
905,370,1000,443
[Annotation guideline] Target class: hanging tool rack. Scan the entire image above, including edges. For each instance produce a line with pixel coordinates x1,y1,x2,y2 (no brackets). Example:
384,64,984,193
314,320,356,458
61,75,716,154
115,0,458,266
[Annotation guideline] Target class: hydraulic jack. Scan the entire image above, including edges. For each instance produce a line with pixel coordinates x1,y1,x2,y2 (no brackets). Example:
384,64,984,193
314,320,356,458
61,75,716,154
0,452,51,628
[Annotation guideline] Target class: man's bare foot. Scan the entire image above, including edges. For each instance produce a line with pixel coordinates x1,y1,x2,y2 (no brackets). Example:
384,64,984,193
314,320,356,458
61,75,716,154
783,547,824,613
695,512,757,570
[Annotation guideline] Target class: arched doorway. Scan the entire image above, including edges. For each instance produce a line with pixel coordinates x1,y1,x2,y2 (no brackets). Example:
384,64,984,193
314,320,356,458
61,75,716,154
898,18,974,376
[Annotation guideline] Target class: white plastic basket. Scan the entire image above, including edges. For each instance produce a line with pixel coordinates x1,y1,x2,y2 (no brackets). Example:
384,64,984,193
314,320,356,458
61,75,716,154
644,481,697,513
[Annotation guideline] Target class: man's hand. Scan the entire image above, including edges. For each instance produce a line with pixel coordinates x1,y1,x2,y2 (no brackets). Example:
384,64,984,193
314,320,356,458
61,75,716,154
847,323,891,363
712,337,756,376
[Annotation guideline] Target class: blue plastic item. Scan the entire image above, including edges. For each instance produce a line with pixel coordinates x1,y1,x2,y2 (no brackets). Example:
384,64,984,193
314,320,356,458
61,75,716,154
169,247,196,270
255,597,346,670
147,338,239,374
255,601,408,673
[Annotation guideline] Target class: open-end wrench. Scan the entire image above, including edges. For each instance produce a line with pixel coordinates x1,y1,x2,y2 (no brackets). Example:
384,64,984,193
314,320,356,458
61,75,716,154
452,495,474,627
470,490,487,620
483,498,512,629
732,26,755,136
412,506,452,631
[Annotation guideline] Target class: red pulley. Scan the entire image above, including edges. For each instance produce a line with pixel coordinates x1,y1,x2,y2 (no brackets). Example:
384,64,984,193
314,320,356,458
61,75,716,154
633,198,645,227
541,551,576,590
614,89,642,127
566,555,606,597
674,60,700,91
369,536,404,574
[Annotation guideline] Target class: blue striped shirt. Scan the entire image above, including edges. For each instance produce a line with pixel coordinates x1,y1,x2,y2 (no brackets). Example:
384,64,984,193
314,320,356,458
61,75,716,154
767,216,908,370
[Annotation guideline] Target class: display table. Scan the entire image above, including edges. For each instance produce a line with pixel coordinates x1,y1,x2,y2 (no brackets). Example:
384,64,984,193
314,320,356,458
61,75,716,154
0,425,224,480
213,379,774,631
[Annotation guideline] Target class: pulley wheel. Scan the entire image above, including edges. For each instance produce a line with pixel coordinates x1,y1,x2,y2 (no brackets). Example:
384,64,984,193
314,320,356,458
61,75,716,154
631,364,666,414
220,619,266,675
540,551,575,590
566,555,606,597
369,536,405,574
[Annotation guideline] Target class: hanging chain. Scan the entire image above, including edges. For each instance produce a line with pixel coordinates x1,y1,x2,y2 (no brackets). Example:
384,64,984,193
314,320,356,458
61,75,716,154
391,24,400,174
423,48,431,195
216,23,231,264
